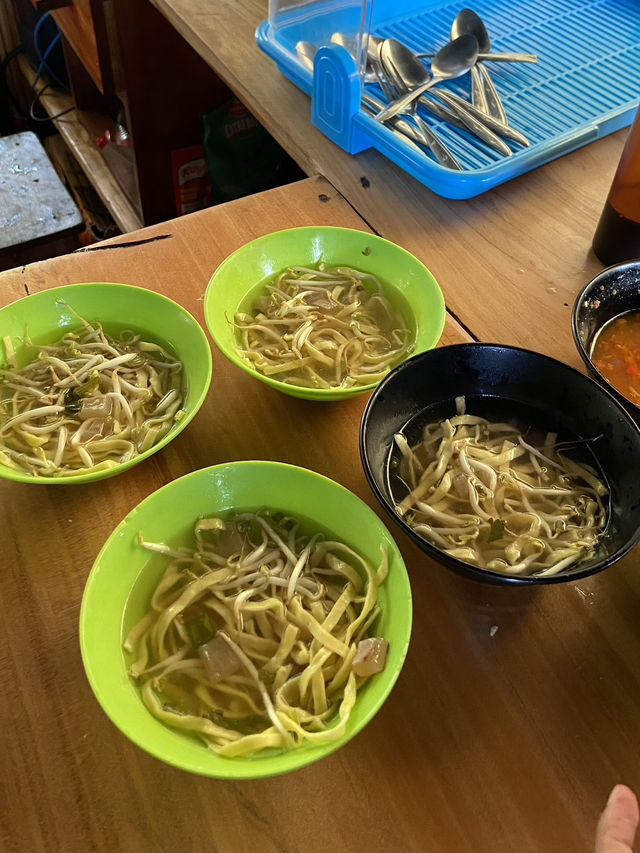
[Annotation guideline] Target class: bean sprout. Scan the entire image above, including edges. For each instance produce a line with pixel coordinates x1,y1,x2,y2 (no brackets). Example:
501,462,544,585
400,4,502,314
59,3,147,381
125,512,389,757
392,398,608,577
234,264,413,389
0,308,185,477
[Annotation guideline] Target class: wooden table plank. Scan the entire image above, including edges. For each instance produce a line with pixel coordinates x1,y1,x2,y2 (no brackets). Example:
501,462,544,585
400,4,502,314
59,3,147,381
0,271,29,304
90,3,640,850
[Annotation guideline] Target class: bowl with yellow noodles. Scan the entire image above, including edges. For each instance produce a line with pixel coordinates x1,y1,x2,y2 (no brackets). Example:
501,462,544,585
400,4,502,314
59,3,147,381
0,282,212,484
360,344,640,585
80,461,412,779
204,226,445,401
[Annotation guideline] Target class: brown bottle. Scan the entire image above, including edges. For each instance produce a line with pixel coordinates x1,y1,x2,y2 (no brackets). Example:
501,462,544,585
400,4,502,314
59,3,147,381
592,107,640,266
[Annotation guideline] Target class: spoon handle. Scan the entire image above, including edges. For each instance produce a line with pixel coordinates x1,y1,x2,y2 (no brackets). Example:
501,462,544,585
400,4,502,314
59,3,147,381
412,113,463,170
416,96,469,131
478,64,508,125
470,66,488,113
362,98,426,149
428,90,512,156
362,93,462,170
375,79,437,121
478,52,538,63
418,51,538,63
433,89,529,147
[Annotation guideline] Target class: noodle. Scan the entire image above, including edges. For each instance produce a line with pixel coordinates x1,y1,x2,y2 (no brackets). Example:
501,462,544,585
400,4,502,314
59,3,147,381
125,511,389,757
0,308,185,477
393,397,608,577
234,264,413,389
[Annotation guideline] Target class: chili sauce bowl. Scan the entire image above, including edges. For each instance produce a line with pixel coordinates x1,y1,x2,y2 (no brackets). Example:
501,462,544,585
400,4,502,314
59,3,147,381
572,259,640,416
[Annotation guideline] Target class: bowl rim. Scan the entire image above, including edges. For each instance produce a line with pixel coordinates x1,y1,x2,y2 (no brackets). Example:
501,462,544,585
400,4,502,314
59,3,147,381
79,460,413,779
0,281,213,485
571,260,640,415
203,225,446,400
360,342,640,586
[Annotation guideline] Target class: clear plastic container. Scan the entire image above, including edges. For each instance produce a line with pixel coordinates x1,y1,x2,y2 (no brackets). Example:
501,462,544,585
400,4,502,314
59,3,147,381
257,0,640,199
267,0,373,76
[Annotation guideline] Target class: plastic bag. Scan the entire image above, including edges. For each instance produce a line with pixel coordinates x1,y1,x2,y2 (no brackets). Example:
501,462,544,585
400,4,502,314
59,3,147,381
201,97,303,203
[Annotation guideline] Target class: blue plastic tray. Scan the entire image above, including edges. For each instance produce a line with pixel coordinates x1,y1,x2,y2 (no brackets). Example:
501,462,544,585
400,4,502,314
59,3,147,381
256,0,640,198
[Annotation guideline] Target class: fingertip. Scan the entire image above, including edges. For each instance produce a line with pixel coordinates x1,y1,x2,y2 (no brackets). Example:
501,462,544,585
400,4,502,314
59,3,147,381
597,783,640,852
607,784,639,817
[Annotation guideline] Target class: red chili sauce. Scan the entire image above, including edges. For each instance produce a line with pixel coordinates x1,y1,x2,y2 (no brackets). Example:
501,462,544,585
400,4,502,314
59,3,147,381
591,310,640,405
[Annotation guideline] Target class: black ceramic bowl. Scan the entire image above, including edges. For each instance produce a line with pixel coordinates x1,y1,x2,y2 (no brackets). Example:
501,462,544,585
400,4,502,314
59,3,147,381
360,344,640,585
572,260,640,415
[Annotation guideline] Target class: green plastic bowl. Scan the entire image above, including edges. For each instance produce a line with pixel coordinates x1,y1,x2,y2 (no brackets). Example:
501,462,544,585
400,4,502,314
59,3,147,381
0,282,212,484
80,461,412,779
204,226,445,401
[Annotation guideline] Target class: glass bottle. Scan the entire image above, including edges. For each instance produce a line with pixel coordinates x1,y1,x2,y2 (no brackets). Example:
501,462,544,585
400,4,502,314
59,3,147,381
592,106,640,266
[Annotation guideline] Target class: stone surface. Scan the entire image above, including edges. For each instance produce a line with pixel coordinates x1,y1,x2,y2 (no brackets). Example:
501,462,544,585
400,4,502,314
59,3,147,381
0,131,82,250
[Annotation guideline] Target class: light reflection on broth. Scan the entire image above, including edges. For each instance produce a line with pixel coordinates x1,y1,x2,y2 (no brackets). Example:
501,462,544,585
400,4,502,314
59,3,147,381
388,397,609,578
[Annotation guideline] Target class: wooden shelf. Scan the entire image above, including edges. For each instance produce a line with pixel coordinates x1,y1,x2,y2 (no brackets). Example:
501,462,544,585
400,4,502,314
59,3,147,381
52,2,108,94
9,1,231,228
18,54,143,233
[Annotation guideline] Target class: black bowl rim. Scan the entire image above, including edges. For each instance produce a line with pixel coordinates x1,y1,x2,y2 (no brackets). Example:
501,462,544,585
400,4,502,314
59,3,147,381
571,259,640,416
359,342,640,586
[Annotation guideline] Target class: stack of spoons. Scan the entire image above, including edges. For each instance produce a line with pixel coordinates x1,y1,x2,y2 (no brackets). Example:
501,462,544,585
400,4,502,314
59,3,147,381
298,7,538,171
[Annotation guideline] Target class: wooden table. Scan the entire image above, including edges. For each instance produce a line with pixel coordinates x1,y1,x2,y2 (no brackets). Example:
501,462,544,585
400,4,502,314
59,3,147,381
1,172,639,853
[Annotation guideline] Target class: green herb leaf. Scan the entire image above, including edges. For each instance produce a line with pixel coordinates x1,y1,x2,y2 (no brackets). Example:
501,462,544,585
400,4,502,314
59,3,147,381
186,613,214,647
63,370,101,414
488,518,506,543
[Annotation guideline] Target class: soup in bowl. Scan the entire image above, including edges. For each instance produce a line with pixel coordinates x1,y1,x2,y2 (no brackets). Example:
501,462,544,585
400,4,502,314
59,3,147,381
204,226,445,401
0,282,212,484
360,344,640,584
80,461,412,778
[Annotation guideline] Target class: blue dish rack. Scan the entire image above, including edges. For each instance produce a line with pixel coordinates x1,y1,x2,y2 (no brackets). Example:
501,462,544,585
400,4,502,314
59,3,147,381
256,0,640,199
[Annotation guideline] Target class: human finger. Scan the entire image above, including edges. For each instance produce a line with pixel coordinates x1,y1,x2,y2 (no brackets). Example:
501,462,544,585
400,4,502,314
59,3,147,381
595,784,639,853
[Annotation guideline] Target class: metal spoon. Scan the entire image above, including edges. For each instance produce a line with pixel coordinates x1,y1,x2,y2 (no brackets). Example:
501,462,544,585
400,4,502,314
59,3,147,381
377,38,512,155
362,92,462,168
329,32,380,83
376,34,479,121
428,88,529,147
331,31,383,58
378,40,462,169
452,10,487,115
417,50,538,63
451,9,508,123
